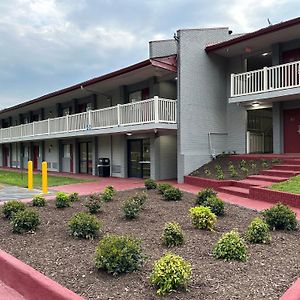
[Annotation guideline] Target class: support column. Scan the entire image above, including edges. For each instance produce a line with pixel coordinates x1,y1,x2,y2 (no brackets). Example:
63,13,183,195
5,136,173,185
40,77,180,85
58,140,63,172
41,141,46,162
74,138,80,173
9,144,12,168
20,143,24,169
273,102,283,154
93,136,98,176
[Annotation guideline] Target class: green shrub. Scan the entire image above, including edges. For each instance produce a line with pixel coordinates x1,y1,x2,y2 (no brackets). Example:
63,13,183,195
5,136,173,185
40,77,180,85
55,192,70,208
215,165,224,180
250,162,257,170
2,200,26,219
261,159,269,169
196,188,217,206
228,164,238,178
240,166,249,176
202,196,225,216
262,203,297,231
157,183,173,195
150,252,191,295
95,234,145,275
68,212,102,239
213,229,247,262
144,179,157,190
162,187,183,201
85,193,102,214
189,206,216,231
246,217,271,244
162,222,184,247
68,192,79,202
32,194,46,207
204,168,211,177
101,186,116,202
122,197,141,219
11,209,40,234
131,191,148,207
239,159,247,168
271,158,281,164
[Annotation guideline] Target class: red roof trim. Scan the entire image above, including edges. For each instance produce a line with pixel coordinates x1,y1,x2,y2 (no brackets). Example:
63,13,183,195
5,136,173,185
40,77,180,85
0,55,177,115
205,17,300,52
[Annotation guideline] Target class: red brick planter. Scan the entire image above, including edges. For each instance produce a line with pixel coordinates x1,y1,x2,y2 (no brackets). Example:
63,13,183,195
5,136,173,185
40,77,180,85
184,176,233,188
250,187,300,208
0,250,84,300
280,278,300,300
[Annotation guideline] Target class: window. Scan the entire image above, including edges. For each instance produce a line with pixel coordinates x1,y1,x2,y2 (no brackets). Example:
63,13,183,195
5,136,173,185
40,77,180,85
63,144,71,158
63,107,70,116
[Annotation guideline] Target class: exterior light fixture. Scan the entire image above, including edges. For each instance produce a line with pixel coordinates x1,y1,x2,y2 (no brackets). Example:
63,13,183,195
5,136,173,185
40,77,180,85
262,52,270,56
126,132,132,136
252,102,260,108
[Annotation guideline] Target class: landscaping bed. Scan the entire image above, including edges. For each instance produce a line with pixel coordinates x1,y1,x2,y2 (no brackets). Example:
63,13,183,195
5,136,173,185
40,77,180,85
0,189,299,300
190,154,281,180
270,175,300,194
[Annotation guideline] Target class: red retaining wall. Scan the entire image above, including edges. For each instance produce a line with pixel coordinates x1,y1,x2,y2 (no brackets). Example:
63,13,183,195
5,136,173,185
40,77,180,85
184,176,233,188
0,250,84,300
280,278,300,300
250,187,300,208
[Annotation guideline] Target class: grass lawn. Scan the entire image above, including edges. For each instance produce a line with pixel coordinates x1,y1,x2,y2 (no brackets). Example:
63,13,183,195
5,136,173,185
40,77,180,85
269,175,300,194
0,170,92,188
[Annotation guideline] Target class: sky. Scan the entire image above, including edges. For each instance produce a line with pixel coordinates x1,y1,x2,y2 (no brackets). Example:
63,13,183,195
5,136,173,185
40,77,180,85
0,0,299,109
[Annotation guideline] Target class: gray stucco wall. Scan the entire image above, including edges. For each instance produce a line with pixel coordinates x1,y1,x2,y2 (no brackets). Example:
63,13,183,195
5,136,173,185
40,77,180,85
149,40,177,58
177,28,230,182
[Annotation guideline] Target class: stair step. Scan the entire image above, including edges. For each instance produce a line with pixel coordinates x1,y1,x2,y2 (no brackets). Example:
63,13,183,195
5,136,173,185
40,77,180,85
234,179,274,189
260,169,300,177
217,186,250,198
272,164,300,171
248,175,289,183
283,159,300,165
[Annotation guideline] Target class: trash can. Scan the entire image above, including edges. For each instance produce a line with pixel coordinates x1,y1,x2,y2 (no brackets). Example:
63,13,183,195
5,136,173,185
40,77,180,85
97,158,110,177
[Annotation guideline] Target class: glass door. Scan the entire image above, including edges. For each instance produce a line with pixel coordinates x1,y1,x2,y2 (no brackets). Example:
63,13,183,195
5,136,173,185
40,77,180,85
79,142,93,174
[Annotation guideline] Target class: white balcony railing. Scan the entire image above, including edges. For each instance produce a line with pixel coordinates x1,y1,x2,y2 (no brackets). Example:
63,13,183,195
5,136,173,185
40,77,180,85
231,60,300,97
0,97,177,143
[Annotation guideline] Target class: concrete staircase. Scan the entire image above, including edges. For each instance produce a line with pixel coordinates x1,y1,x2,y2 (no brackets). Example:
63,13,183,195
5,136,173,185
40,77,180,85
217,158,300,199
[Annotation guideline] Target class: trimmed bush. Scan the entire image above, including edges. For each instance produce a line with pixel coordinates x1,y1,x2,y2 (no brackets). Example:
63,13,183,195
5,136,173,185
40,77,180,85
228,164,238,178
162,222,184,247
196,188,217,206
68,212,102,239
150,252,191,295
32,195,46,207
162,187,183,201
157,183,173,195
101,186,116,202
122,197,141,219
144,179,157,190
189,206,216,231
239,159,247,168
201,196,225,216
11,208,40,234
85,193,102,214
131,191,148,207
246,217,271,244
95,234,144,275
68,192,79,202
2,200,26,219
213,229,247,262
262,203,297,231
55,192,70,208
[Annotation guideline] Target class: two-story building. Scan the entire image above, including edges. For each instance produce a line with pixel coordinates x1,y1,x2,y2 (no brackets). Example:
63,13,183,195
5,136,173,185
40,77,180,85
1,16,300,182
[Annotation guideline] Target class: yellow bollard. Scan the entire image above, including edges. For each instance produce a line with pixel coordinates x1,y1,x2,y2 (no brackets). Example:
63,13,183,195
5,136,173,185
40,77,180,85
42,161,48,194
28,161,33,190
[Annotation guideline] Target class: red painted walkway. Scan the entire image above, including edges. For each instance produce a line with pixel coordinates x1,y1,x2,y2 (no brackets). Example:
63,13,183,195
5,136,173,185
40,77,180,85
0,281,25,300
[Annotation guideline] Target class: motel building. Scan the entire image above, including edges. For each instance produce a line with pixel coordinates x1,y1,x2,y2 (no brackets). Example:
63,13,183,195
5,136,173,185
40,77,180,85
1,16,300,182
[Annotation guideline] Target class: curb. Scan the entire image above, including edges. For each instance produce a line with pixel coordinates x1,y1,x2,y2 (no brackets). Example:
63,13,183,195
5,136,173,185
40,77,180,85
0,250,84,300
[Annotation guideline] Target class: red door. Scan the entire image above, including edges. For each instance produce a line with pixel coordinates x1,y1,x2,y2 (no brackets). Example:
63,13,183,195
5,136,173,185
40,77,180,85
70,144,74,173
284,109,300,153
2,146,9,167
33,146,39,170
282,48,300,63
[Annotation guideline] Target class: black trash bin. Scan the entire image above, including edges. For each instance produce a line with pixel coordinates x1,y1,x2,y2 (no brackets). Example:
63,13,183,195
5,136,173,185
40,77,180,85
97,158,110,177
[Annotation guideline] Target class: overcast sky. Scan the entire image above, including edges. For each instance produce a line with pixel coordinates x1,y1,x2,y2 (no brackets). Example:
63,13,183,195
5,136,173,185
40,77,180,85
0,0,299,109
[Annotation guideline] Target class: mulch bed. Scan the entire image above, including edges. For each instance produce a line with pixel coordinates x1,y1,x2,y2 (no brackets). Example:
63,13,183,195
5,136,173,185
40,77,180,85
0,189,299,300
190,155,281,180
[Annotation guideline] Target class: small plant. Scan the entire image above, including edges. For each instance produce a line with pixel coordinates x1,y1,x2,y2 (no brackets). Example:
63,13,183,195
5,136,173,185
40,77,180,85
122,197,141,219
11,208,40,234
132,191,148,207
271,158,281,164
189,206,216,231
162,222,184,247
157,183,173,194
250,162,257,170
201,195,225,216
240,166,249,176
85,193,102,214
150,252,191,295
204,168,211,177
144,179,157,190
213,229,247,262
101,186,116,202
246,217,271,244
228,164,238,178
162,187,183,201
55,192,70,208
68,192,79,202
261,159,269,169
215,166,224,180
196,188,217,206
95,234,145,275
68,212,102,239
239,159,247,168
32,195,46,207
2,200,26,219
262,203,297,231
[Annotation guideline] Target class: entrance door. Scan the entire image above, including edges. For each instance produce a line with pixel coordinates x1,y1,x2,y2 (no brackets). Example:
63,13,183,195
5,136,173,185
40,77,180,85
33,145,39,170
128,139,150,178
284,109,300,153
2,146,9,167
79,142,92,174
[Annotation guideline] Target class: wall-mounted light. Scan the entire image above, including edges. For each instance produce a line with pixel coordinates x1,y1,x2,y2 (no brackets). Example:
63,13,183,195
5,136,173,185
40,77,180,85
252,102,260,108
48,144,53,152
262,52,270,56
126,132,132,136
